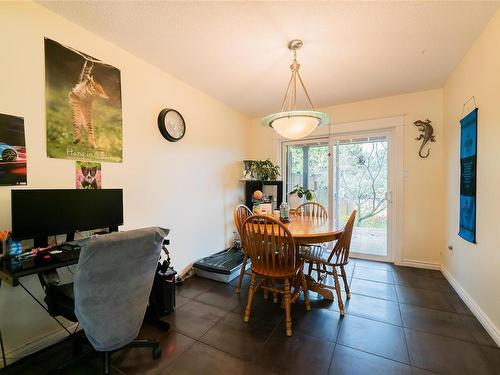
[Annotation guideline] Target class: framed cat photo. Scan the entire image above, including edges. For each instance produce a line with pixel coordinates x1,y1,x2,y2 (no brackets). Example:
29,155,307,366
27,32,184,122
44,38,123,163
76,161,102,190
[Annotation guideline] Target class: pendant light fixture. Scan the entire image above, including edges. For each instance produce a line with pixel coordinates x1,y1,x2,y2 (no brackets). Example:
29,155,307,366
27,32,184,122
261,39,330,140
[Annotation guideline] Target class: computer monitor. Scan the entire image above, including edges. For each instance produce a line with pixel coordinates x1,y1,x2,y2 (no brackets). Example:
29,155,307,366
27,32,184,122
11,189,123,244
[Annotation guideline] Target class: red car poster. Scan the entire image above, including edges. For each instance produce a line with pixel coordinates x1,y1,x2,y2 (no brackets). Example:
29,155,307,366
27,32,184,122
0,113,27,186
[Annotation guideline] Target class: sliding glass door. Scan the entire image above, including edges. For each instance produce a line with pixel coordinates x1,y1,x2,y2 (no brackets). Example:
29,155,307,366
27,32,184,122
333,134,390,259
283,130,394,261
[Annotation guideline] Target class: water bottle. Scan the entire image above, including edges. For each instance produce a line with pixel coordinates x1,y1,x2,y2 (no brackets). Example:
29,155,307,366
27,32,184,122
7,239,22,256
7,240,22,269
279,202,290,223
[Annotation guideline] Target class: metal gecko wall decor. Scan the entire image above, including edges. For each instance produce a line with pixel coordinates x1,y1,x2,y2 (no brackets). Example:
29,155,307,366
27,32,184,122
414,119,436,158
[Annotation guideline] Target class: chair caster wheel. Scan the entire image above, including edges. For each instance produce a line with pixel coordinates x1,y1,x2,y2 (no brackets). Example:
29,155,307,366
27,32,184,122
152,347,162,359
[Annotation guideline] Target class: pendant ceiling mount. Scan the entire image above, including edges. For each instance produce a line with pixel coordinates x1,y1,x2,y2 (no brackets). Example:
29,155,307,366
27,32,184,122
287,39,303,50
260,39,330,140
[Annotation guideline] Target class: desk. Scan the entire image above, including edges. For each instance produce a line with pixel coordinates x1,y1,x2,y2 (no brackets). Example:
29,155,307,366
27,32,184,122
0,254,80,368
0,257,78,287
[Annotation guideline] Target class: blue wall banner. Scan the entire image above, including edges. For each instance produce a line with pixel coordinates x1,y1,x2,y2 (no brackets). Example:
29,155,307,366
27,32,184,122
458,108,478,243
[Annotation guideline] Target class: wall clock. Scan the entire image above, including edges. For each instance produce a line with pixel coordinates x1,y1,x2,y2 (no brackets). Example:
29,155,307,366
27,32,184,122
158,108,186,142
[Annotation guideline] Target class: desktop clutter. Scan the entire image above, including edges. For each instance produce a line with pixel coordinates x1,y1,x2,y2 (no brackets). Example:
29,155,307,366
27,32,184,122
251,190,290,223
0,230,82,272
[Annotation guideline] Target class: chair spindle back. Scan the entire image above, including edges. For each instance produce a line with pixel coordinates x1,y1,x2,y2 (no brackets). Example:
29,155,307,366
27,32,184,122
295,202,328,219
328,210,357,265
234,204,252,237
240,215,298,277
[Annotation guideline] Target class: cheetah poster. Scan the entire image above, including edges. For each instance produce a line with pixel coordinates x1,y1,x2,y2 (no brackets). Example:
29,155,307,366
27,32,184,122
0,113,27,186
458,108,478,244
44,38,123,163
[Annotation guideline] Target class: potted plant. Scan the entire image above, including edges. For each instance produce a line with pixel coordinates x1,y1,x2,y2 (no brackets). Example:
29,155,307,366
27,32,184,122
250,159,280,181
288,184,315,208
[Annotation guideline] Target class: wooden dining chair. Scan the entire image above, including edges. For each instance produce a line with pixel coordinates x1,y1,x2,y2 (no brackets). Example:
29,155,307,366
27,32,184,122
234,204,252,293
240,215,310,336
295,201,328,219
295,201,328,276
301,210,356,316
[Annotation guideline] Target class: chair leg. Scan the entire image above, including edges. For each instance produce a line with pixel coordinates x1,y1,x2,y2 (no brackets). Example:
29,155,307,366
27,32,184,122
126,339,161,359
272,280,278,303
340,265,351,299
263,280,269,300
284,278,292,337
332,267,345,316
316,262,322,281
244,273,257,323
307,261,313,277
102,351,111,375
235,255,247,293
299,269,311,311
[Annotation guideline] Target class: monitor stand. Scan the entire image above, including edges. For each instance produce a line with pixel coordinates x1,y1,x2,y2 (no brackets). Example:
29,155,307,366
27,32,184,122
66,232,75,243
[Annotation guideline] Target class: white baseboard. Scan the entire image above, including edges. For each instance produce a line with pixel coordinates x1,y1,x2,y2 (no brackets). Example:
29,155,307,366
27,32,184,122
441,265,500,347
1,323,79,368
395,259,441,270
178,262,194,278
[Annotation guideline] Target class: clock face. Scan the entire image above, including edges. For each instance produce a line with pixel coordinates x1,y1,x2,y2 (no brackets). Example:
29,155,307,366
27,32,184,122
158,109,186,142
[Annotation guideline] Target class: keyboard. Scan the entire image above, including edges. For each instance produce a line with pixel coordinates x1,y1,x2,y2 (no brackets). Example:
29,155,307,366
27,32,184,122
48,244,81,263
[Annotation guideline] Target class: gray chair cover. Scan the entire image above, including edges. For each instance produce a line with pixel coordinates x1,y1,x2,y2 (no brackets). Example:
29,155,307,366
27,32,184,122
74,227,167,352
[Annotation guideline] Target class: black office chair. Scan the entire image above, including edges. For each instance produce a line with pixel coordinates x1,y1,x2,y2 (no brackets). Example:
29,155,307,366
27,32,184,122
42,227,167,374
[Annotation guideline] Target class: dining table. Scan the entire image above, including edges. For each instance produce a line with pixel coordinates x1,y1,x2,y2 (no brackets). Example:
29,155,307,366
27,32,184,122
283,214,343,300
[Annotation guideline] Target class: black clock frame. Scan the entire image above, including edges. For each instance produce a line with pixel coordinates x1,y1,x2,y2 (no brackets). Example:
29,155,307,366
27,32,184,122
158,108,186,142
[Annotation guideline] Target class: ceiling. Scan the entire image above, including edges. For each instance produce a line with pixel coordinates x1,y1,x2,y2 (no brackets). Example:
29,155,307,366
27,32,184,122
39,1,499,117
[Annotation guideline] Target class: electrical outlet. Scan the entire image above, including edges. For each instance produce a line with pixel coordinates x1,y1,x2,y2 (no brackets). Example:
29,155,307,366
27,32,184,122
448,242,453,252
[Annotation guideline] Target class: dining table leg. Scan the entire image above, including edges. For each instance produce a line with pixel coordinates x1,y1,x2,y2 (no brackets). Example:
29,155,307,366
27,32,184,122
298,247,335,300
304,274,335,300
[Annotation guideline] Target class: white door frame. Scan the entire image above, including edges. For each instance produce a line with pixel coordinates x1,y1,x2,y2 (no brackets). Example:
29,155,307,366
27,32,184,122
277,116,404,264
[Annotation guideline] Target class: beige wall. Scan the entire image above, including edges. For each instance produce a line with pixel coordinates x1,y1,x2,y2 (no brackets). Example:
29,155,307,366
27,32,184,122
443,10,500,343
0,2,250,360
251,89,445,267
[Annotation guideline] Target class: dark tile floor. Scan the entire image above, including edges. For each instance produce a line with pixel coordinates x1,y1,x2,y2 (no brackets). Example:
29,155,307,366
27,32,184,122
3,259,499,375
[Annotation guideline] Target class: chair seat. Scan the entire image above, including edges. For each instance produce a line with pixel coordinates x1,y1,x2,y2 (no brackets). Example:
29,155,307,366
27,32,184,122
250,266,296,279
300,245,346,266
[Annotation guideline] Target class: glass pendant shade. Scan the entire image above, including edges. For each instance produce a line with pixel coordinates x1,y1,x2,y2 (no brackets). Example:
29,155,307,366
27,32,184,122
260,39,330,140
261,110,330,140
